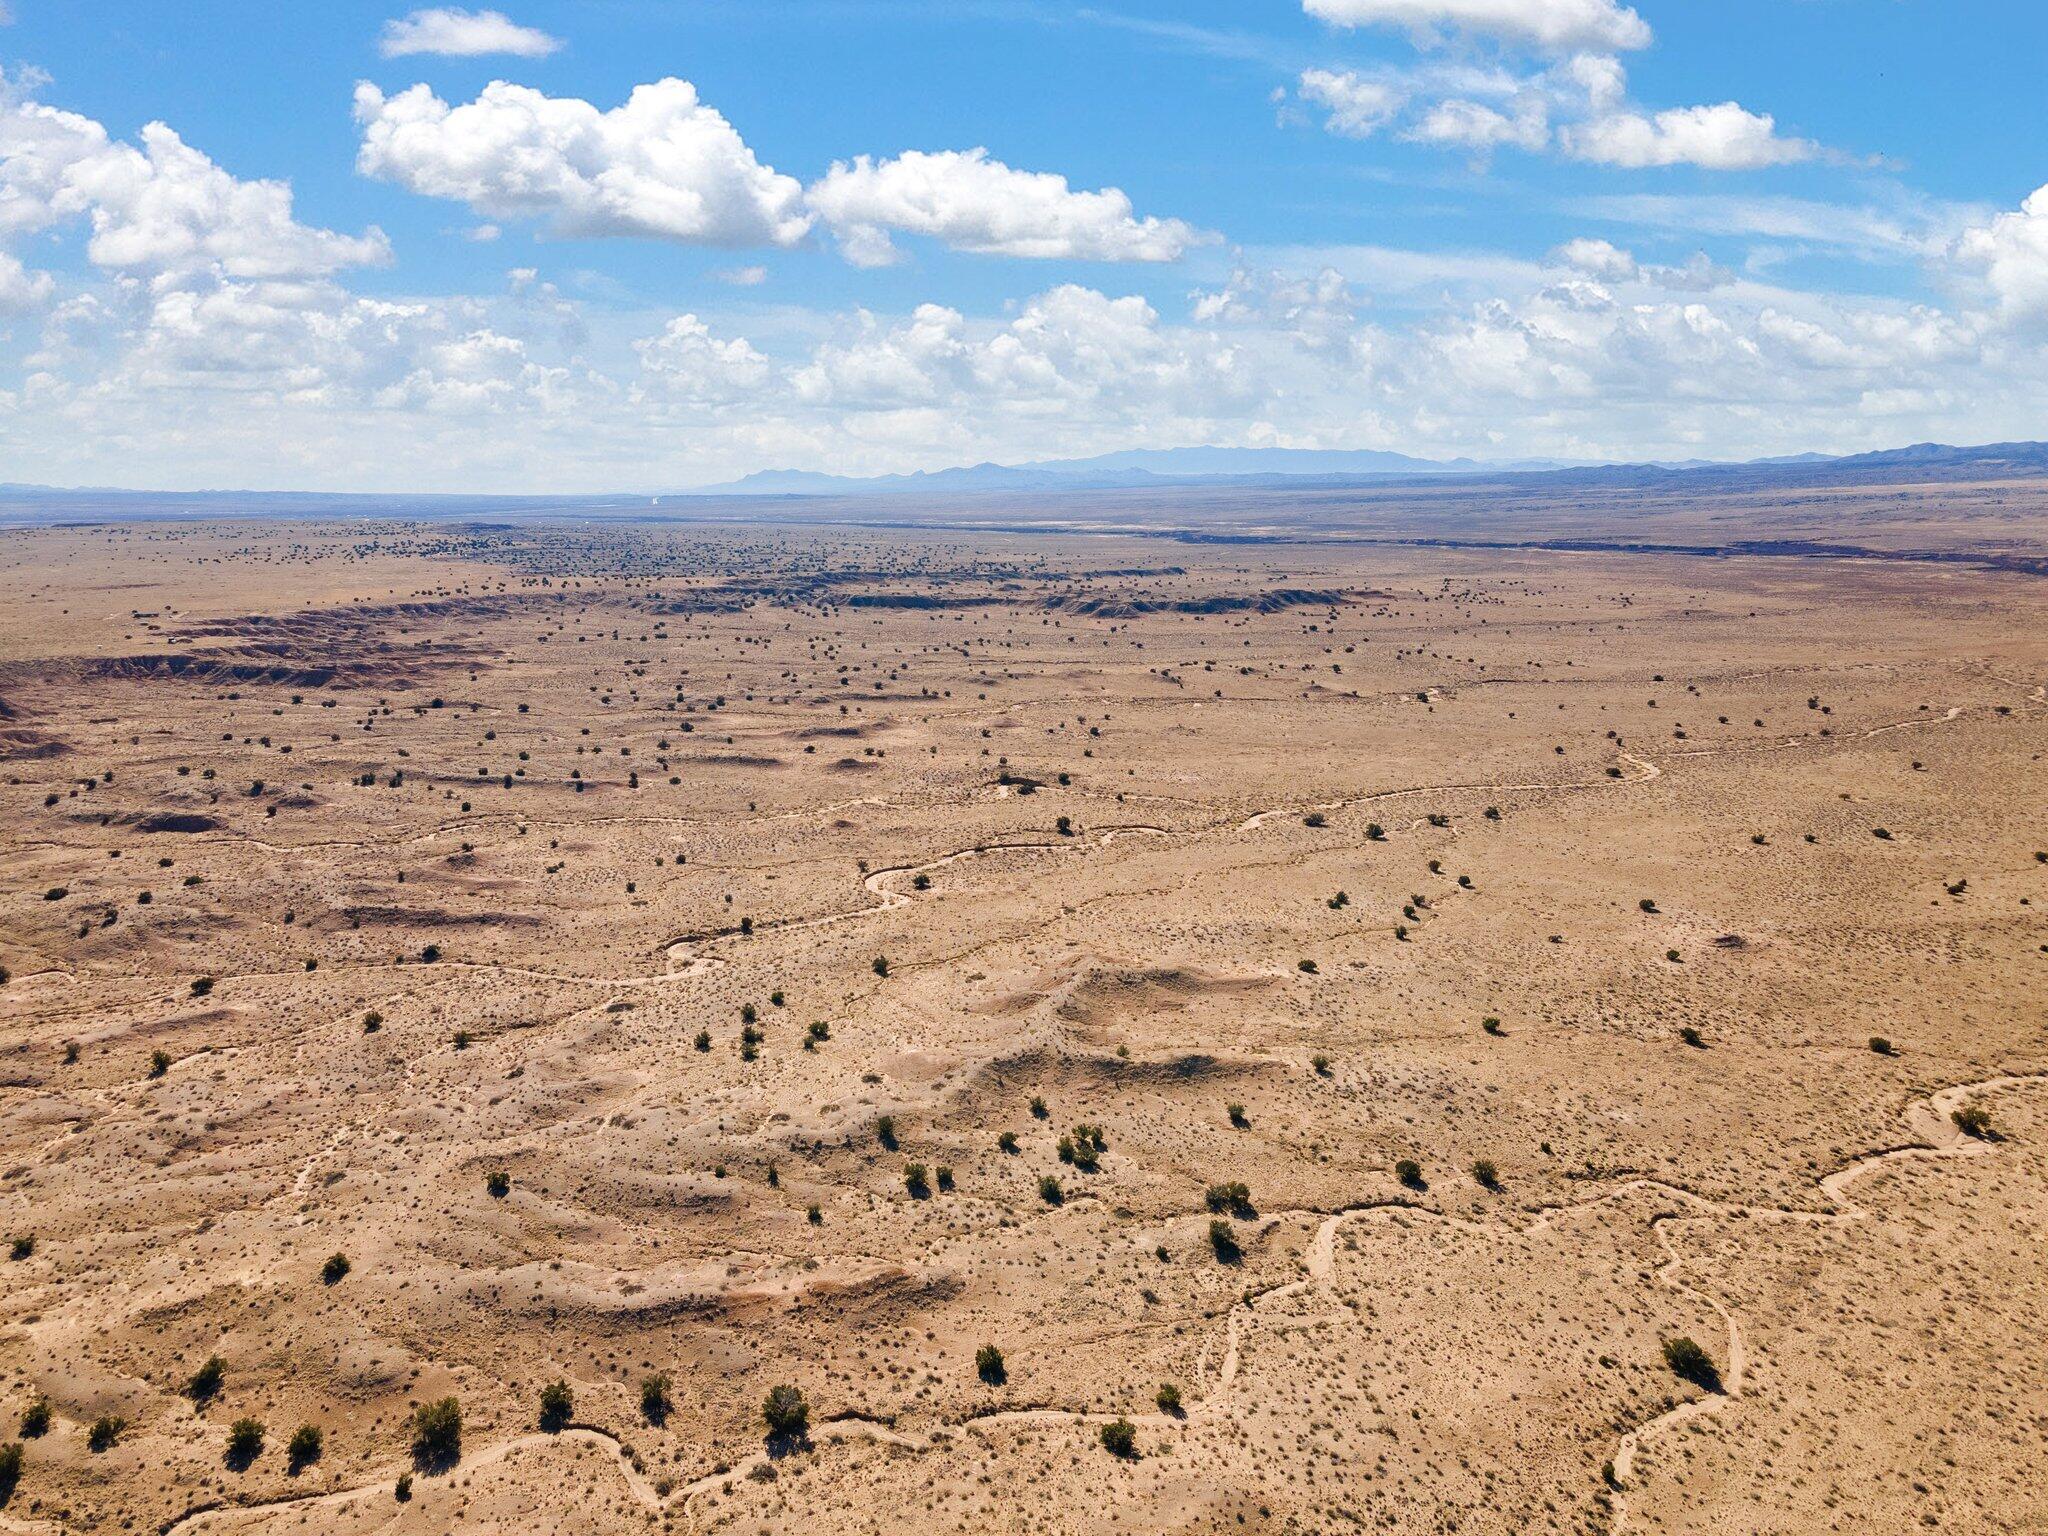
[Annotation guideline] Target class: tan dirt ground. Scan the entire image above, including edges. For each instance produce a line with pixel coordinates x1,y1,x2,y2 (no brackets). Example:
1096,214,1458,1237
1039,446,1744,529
0,511,2041,1535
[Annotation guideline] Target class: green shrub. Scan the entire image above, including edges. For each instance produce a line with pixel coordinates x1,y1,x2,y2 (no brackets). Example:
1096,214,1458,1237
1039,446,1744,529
0,1439,19,1497
322,1252,351,1284
975,1344,1006,1384
1661,1336,1721,1392
640,1373,671,1424
876,1115,897,1149
226,1417,264,1462
1204,1182,1253,1218
762,1384,809,1437
997,1131,1019,1153
1226,1103,1248,1128
1156,1383,1182,1414
1208,1219,1240,1262
188,1355,225,1402
1471,1159,1500,1190
1395,1159,1423,1189
1952,1104,1995,1139
286,1424,323,1469
8,1235,31,1261
411,1397,461,1463
149,1049,172,1079
538,1380,573,1430
88,1415,125,1452
1868,1036,1893,1055
19,1398,50,1438
1038,1175,1063,1205
903,1162,929,1197
1679,1026,1704,1048
1099,1417,1137,1458
486,1170,510,1197
1481,1017,1503,1036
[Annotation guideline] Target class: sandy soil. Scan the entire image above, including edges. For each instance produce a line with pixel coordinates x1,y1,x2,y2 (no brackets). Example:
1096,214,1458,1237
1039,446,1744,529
0,513,2041,1535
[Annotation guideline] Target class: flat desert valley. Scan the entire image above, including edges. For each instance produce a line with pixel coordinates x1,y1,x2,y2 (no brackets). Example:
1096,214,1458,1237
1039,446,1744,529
0,483,2043,1536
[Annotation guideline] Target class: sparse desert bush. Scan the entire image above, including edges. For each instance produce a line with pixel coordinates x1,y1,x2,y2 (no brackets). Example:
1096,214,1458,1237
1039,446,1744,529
395,1472,413,1501
1471,1159,1500,1190
1679,1026,1704,1048
287,1424,323,1468
1395,1159,1424,1189
876,1115,897,1149
1099,1417,1137,1458
88,1415,125,1452
872,955,890,977
975,1344,1006,1384
8,1235,31,1261
1302,812,1325,828
1038,1175,1063,1205
1298,958,1317,974
1952,1104,1995,1139
411,1397,461,1463
1208,1218,1240,1262
1311,1053,1330,1075
1481,1017,1503,1036
486,1169,510,1197
0,1439,19,1497
226,1417,264,1462
936,1165,954,1191
762,1384,809,1437
538,1380,573,1430
903,1162,929,1196
1226,1103,1248,1128
1155,1383,1182,1415
322,1252,350,1284
149,1049,171,1079
640,1373,671,1424
1661,1336,1721,1392
1029,1096,1049,1119
188,1355,225,1402
20,1398,50,1438
997,1131,1019,1153
1205,1182,1253,1217
1868,1036,1893,1055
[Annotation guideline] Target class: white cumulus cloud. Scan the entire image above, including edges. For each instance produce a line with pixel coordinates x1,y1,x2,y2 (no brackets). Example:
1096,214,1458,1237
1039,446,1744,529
378,8,562,59
352,78,812,248
634,313,771,400
0,74,389,283
1303,0,1651,54
1565,102,1816,170
1950,184,2048,320
0,250,50,313
806,148,1205,266
1298,69,1406,139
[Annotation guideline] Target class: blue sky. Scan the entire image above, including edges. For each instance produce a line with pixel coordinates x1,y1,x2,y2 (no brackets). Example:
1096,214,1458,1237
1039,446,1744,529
2,0,2046,490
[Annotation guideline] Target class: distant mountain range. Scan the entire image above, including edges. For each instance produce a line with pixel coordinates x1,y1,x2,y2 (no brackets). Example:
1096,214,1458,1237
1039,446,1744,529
681,446,1584,497
7,441,2048,519
678,440,2048,497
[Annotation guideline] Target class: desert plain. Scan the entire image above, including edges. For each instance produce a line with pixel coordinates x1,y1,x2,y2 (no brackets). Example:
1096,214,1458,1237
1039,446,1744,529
0,485,2042,1535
